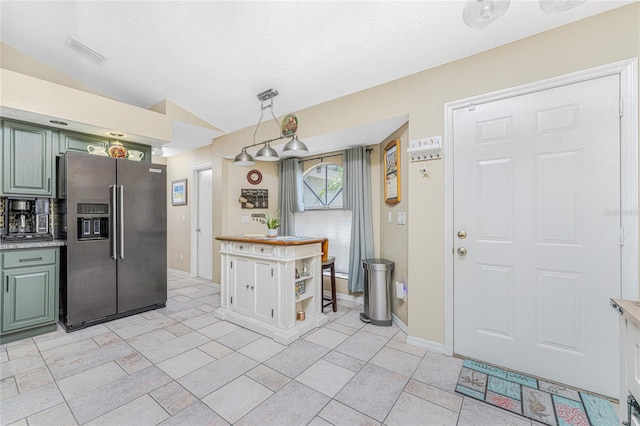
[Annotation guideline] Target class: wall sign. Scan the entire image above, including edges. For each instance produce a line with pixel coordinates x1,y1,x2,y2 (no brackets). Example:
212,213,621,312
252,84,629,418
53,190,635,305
384,139,401,205
239,188,268,209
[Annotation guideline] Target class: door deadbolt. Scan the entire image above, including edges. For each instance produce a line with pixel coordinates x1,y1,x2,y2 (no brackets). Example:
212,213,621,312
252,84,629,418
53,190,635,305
457,247,468,257
457,230,467,239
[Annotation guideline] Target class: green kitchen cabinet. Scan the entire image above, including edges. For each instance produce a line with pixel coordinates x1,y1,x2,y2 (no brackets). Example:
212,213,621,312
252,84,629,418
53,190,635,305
2,120,56,196
58,130,109,155
0,247,59,344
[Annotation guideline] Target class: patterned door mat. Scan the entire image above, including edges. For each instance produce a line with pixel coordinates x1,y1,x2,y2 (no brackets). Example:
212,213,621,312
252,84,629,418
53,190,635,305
455,359,619,426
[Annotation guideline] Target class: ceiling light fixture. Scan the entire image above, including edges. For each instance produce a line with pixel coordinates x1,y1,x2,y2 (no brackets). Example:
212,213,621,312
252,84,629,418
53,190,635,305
539,0,585,13
462,0,511,29
233,89,308,166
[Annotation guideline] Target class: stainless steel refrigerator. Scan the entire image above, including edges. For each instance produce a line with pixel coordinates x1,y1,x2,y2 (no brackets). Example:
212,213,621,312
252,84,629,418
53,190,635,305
58,151,167,331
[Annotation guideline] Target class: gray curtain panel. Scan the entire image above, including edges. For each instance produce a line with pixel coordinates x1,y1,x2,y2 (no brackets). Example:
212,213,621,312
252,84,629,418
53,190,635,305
278,158,304,236
344,146,374,293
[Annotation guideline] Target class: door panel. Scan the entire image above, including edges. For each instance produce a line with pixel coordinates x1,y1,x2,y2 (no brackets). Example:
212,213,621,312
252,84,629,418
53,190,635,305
65,152,117,325
231,257,251,316
117,160,167,313
453,74,621,397
3,266,55,332
196,168,213,280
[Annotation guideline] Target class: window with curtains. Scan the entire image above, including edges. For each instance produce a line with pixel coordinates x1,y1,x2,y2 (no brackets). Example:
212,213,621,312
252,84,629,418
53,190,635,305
295,163,352,274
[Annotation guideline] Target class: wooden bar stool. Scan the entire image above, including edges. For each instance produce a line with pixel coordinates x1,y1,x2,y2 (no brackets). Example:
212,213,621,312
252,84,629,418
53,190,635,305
322,256,337,312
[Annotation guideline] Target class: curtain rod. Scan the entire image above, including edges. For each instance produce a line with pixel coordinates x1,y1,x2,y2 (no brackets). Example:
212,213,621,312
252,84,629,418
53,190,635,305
301,153,343,163
300,148,373,163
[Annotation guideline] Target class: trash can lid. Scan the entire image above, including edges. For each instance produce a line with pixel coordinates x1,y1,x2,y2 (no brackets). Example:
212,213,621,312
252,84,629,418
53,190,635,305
362,258,395,271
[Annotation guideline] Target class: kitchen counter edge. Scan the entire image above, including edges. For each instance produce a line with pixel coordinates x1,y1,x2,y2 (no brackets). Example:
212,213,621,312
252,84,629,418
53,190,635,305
611,298,640,330
0,240,67,251
216,235,326,246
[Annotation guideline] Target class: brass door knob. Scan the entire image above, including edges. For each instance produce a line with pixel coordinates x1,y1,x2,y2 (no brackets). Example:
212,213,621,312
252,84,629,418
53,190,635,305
457,247,468,257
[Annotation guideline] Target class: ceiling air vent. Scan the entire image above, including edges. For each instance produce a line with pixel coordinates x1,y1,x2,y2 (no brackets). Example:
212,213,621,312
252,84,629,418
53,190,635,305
65,37,107,66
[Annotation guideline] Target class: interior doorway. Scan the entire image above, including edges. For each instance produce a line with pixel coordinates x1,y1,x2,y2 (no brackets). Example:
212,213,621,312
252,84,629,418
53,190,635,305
444,59,638,399
191,164,213,280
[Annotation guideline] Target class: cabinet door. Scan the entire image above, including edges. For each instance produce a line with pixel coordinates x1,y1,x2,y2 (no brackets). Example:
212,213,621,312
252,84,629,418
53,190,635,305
59,131,109,155
2,120,55,196
253,260,276,324
2,265,56,332
230,257,252,316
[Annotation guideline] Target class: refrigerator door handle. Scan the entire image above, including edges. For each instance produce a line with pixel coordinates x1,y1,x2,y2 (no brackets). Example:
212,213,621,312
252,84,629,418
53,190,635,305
111,185,117,259
119,185,125,259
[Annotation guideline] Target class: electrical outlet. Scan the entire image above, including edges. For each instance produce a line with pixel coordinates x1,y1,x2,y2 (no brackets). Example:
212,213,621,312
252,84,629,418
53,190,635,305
179,253,184,261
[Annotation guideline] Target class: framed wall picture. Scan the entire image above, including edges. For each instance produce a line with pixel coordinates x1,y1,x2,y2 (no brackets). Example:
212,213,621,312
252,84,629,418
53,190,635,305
384,139,401,205
171,179,187,206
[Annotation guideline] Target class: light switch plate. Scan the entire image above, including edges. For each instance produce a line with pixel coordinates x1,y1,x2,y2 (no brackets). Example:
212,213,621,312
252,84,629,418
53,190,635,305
397,211,406,225
387,212,392,223
241,215,250,224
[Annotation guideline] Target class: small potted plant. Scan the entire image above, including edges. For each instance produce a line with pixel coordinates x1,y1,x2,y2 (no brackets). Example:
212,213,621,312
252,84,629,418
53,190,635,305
263,210,281,237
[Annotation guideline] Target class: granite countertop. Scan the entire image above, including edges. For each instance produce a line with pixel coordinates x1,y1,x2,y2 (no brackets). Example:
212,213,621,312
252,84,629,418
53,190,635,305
0,240,67,251
611,298,640,330
216,235,326,246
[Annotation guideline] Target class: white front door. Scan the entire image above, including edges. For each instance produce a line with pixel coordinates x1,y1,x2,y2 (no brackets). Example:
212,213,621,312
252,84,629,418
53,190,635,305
196,168,213,280
453,74,621,397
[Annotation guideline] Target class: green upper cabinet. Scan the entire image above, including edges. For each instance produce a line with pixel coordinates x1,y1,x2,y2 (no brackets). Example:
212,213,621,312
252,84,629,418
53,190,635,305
2,120,56,197
58,130,109,155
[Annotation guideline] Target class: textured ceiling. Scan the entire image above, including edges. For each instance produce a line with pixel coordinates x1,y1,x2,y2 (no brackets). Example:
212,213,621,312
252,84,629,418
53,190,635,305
0,0,635,155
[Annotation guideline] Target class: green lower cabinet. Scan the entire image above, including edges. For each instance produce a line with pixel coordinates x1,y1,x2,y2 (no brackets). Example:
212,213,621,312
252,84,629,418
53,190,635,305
0,248,59,344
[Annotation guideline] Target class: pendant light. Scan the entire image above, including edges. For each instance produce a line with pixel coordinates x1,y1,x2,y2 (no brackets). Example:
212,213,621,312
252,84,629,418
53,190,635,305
255,142,279,161
233,148,255,166
462,0,511,29
539,0,585,13
233,89,309,166
282,134,308,156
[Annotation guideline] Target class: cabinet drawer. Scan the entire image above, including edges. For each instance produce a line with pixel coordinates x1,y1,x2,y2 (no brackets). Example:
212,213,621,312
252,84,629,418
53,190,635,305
253,244,275,257
232,242,252,254
2,249,57,268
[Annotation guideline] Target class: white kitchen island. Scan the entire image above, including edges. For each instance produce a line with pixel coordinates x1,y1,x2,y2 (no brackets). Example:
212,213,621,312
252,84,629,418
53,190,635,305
612,298,640,425
215,235,328,345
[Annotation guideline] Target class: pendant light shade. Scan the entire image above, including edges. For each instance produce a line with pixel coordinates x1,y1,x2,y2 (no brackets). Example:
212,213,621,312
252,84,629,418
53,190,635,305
233,148,255,166
255,142,279,161
282,134,309,156
462,0,510,29
539,0,585,13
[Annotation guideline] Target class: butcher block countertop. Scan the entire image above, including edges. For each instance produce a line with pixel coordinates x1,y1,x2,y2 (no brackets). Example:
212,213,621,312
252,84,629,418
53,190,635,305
216,235,326,246
611,298,640,330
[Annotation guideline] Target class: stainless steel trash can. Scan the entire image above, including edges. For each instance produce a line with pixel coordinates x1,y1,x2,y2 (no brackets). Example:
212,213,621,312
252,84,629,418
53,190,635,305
360,258,394,326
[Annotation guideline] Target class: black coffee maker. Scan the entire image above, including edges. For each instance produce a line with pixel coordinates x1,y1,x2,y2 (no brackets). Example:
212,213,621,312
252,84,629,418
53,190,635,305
2,198,52,241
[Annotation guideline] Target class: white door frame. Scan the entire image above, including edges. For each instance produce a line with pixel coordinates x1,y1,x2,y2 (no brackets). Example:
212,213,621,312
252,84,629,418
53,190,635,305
191,163,213,278
443,59,639,356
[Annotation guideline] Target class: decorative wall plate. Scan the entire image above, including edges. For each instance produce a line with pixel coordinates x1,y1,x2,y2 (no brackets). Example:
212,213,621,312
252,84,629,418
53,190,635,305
281,114,298,136
247,169,263,185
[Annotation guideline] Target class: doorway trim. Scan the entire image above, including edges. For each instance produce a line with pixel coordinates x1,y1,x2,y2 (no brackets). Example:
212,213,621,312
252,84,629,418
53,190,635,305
443,58,638,356
191,163,213,278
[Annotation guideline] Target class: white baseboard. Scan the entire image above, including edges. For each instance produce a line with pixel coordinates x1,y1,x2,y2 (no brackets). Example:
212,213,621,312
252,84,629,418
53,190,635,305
167,268,190,277
406,335,445,354
392,313,408,334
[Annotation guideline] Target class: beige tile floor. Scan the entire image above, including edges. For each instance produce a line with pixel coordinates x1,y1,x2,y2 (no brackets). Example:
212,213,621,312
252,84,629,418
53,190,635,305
0,271,618,425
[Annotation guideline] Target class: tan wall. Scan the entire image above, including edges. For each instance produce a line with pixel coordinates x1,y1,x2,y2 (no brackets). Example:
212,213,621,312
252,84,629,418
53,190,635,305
166,144,213,272
211,5,640,343
379,124,409,325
